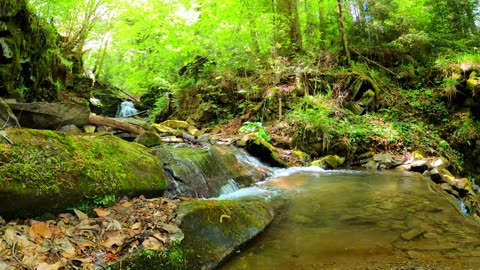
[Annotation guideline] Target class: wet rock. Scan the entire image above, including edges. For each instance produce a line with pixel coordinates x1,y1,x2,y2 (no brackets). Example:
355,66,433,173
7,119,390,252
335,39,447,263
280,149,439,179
161,120,190,130
401,229,425,240
6,102,90,130
57,124,82,134
310,155,345,169
365,159,378,170
429,168,442,183
110,200,274,270
83,125,96,133
152,123,182,136
432,157,449,170
134,131,162,147
236,133,287,167
410,160,428,173
394,238,457,251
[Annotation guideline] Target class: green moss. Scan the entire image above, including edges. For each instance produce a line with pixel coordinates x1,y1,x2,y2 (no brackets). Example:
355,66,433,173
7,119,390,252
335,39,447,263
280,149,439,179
0,128,166,218
109,200,274,270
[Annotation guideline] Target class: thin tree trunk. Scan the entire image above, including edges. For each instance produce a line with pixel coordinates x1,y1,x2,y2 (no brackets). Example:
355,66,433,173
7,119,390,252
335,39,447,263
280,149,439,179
336,0,350,64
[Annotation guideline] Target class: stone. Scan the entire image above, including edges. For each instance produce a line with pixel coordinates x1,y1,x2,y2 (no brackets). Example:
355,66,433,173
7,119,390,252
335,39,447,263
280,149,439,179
0,128,167,218
109,200,274,270
310,155,345,169
400,229,425,241
429,167,442,183
365,159,378,170
6,102,90,130
187,125,202,137
410,160,428,173
134,131,162,147
236,133,287,167
160,120,190,130
83,125,96,133
153,145,270,198
432,157,449,170
57,124,82,134
292,150,310,163
152,123,182,136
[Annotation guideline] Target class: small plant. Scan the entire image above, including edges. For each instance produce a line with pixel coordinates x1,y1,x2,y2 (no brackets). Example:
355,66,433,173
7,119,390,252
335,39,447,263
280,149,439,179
443,77,459,105
239,122,271,141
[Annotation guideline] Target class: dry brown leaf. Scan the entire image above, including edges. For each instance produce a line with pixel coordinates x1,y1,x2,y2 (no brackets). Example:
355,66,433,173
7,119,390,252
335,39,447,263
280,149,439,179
142,237,163,250
73,209,88,220
94,208,111,218
101,231,126,249
53,238,76,259
119,200,132,208
161,224,181,234
131,222,142,230
29,222,52,241
36,261,63,270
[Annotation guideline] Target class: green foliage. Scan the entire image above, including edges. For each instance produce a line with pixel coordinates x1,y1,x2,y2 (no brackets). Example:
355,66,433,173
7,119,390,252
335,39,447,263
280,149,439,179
443,77,459,105
68,194,116,214
239,122,271,141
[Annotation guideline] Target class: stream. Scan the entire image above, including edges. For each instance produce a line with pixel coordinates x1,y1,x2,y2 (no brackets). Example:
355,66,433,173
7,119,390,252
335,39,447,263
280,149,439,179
217,168,480,270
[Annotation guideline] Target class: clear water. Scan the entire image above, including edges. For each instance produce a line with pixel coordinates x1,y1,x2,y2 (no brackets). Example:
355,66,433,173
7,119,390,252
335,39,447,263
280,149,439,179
219,169,480,270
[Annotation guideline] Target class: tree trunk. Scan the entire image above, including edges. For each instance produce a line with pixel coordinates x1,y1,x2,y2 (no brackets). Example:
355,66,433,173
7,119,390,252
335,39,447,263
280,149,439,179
336,0,350,64
277,0,303,57
89,114,145,135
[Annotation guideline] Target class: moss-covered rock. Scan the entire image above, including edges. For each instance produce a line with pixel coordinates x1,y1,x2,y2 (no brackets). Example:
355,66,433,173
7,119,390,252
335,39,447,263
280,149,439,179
310,155,345,169
154,145,270,197
0,128,167,218
109,199,274,270
236,133,287,167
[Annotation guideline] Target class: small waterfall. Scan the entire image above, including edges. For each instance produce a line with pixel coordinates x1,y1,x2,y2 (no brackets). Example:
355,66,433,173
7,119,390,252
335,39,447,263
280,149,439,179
116,101,138,118
219,179,240,195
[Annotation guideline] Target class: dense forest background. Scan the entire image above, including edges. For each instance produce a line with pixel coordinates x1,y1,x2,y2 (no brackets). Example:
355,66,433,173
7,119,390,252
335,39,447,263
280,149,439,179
6,0,480,177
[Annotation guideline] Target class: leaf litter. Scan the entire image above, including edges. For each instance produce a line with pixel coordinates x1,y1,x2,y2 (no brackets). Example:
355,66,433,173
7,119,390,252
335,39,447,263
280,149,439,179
0,196,183,269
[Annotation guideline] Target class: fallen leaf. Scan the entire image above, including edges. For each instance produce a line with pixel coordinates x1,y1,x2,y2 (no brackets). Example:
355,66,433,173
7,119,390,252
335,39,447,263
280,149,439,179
53,238,76,259
73,209,88,220
101,231,126,249
161,224,181,234
94,208,110,218
131,222,142,230
142,237,163,250
29,222,52,241
36,261,63,270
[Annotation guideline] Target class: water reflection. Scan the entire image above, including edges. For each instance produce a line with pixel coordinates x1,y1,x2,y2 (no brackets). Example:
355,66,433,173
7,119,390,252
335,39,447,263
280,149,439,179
219,170,480,270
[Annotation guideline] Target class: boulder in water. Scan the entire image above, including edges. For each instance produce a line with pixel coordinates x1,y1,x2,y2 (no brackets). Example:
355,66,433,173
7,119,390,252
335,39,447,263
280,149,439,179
109,199,274,270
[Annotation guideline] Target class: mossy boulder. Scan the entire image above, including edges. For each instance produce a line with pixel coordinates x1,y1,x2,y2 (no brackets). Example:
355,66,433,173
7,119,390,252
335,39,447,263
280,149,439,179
236,133,287,167
0,128,167,218
109,199,274,270
310,155,345,169
154,145,270,197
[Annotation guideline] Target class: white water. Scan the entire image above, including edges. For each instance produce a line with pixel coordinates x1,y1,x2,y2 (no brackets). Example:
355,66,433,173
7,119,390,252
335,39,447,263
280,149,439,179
116,101,138,118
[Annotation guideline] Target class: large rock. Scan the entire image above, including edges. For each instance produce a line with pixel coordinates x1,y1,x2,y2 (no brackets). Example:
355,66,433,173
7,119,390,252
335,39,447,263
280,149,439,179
154,145,271,198
6,101,90,130
0,128,167,218
110,199,274,270
236,133,287,167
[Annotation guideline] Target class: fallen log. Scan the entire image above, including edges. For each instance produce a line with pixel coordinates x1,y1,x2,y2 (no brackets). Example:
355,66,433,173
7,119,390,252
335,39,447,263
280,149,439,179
89,114,146,135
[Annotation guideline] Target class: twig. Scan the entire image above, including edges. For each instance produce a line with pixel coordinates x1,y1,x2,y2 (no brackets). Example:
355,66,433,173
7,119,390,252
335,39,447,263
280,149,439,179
349,47,399,77
0,133,13,145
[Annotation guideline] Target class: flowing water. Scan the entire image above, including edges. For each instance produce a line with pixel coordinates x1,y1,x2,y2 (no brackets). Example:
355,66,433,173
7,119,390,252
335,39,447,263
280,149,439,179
218,169,480,270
